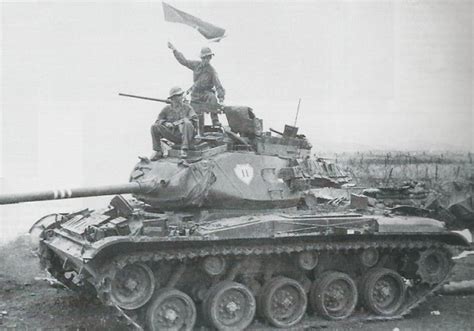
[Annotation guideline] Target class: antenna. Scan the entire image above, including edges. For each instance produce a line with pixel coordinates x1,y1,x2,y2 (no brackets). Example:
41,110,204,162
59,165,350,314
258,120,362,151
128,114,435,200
293,98,302,127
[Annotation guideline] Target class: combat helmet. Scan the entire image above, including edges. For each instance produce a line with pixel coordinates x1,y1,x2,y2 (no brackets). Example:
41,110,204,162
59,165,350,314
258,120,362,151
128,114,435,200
200,46,214,58
168,86,185,98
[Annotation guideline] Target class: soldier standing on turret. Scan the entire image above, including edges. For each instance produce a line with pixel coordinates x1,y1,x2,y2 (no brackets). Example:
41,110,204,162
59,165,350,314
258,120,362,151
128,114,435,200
167,42,225,133
150,86,198,160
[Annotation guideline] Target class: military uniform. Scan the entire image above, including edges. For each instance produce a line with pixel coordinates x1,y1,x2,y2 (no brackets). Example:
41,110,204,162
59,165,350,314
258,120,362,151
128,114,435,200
151,101,198,153
172,49,225,132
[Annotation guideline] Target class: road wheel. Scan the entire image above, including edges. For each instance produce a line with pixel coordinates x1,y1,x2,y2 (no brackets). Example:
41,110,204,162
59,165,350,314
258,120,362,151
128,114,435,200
109,263,155,310
203,281,256,330
258,277,307,328
361,268,405,316
310,271,358,320
146,288,196,331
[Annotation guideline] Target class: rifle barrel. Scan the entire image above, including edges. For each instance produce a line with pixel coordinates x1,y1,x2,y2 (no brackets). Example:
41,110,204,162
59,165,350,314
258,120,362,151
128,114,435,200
119,93,170,104
119,92,224,112
270,128,284,136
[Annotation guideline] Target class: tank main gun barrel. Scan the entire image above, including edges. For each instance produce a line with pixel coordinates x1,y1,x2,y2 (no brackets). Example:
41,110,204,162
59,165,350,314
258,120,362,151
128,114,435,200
0,182,148,205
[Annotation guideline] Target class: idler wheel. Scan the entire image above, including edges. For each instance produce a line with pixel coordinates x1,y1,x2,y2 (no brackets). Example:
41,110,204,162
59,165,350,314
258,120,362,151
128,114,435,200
310,271,358,320
416,248,452,285
203,281,256,331
361,268,405,316
110,263,155,310
258,277,307,328
360,247,379,267
146,288,196,331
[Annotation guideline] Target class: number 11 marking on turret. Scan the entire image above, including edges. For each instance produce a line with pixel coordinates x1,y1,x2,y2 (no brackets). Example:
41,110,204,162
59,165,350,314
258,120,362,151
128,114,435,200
234,164,254,185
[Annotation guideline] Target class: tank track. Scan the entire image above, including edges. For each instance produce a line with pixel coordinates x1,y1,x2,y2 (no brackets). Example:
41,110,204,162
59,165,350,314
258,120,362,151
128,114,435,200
93,237,455,330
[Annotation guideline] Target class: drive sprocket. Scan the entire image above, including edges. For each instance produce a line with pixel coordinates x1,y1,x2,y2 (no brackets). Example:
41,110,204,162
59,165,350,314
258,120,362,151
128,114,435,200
415,247,452,285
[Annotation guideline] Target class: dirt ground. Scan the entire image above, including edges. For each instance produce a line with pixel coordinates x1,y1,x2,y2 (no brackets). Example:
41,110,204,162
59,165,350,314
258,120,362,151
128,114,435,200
1,236,473,331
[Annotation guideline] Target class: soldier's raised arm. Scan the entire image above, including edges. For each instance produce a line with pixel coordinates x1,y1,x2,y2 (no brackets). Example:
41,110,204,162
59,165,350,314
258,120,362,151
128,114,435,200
168,42,199,70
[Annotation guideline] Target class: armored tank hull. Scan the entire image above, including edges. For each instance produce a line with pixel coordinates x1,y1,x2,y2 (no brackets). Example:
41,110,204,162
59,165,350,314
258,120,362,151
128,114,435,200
34,196,469,330
2,115,470,329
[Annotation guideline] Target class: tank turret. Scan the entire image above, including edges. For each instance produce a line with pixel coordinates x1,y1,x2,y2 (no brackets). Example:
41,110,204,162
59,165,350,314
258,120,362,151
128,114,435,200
0,107,313,210
0,145,306,210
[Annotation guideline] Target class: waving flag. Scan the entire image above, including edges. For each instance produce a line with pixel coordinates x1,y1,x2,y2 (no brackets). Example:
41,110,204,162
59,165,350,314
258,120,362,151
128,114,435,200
162,2,226,41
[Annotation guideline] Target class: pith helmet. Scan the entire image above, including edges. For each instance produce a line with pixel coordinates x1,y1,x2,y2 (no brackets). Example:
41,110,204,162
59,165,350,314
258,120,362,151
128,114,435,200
200,46,214,58
168,86,184,98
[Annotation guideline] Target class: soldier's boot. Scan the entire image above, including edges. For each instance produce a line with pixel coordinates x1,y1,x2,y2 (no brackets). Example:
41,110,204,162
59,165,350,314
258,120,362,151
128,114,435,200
210,113,221,127
150,150,163,161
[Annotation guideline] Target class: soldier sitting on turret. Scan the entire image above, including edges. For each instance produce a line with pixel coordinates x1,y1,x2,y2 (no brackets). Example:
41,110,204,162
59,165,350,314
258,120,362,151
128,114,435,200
168,42,225,133
150,86,198,160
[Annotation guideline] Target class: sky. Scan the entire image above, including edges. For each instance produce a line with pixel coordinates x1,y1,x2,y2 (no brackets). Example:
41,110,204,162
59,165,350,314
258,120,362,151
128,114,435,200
0,0,473,241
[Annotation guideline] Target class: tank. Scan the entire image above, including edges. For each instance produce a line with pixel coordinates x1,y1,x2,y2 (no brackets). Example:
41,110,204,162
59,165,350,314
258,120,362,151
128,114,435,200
0,106,470,330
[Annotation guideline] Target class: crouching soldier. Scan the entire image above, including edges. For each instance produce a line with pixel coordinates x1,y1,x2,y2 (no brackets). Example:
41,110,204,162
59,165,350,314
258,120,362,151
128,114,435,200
150,86,198,160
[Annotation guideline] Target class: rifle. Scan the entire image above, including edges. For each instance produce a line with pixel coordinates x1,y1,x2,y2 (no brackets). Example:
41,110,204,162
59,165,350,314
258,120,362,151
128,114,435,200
119,93,171,104
119,93,223,112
